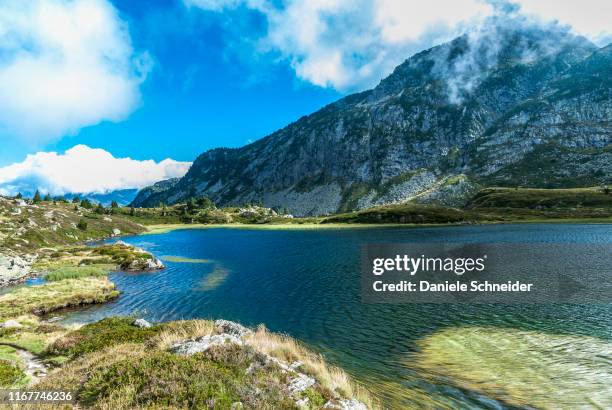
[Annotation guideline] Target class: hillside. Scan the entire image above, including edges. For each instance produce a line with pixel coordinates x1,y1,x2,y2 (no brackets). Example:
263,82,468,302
135,24,611,216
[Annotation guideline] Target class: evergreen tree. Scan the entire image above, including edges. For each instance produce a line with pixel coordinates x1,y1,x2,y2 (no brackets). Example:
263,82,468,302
15,193,22,199
43,193,52,201
32,190,42,203
72,196,81,204
111,201,119,208
130,206,135,216
77,219,88,231
80,199,93,209
95,203,105,214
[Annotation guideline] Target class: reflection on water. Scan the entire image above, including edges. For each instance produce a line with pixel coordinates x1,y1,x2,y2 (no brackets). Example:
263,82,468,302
62,224,612,408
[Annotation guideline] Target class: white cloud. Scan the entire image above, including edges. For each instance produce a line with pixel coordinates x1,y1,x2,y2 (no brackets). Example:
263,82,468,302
0,145,191,196
186,0,611,90
514,0,612,44
0,0,151,143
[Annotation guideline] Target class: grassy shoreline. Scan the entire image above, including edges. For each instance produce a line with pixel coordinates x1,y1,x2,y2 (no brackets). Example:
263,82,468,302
142,217,612,235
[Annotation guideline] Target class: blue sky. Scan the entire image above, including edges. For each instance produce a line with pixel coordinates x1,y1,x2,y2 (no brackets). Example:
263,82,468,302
0,0,610,195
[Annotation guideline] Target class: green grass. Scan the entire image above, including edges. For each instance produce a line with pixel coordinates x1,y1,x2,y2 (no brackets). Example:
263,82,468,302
0,278,119,320
46,265,110,281
47,317,163,359
0,359,26,388
323,203,479,224
468,187,612,209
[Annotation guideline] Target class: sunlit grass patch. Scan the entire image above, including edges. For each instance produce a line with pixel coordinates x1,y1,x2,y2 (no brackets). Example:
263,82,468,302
48,317,163,359
245,326,377,409
407,326,612,409
0,358,27,388
0,278,119,320
46,265,110,281
148,319,214,350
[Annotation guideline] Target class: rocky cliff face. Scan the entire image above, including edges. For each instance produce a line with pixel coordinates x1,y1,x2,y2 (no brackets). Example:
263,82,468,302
131,178,180,207
138,24,611,216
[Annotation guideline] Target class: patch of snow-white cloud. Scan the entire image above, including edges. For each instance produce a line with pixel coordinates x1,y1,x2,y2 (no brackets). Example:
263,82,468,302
185,0,611,90
0,0,151,144
0,145,191,196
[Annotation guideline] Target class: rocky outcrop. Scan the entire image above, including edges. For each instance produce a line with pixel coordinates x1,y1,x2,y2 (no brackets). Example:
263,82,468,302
0,253,34,287
131,178,180,208
136,24,611,215
170,320,370,409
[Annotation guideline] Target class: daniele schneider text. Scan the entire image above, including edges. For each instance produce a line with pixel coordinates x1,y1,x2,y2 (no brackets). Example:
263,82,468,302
371,254,533,293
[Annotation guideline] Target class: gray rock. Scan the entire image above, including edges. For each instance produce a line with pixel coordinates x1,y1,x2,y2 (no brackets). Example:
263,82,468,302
215,320,252,338
288,373,316,395
1,320,23,328
170,334,242,355
132,318,152,328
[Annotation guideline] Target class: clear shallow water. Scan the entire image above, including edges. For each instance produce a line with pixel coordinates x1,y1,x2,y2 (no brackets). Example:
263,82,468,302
62,224,612,408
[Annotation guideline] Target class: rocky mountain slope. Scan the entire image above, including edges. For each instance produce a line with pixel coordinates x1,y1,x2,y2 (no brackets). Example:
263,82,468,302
137,22,611,216
131,178,180,207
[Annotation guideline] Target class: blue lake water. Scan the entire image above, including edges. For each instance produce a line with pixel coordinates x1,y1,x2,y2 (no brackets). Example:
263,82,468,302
62,224,612,408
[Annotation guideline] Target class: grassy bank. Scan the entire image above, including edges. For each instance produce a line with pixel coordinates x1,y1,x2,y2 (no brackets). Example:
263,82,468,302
33,317,376,409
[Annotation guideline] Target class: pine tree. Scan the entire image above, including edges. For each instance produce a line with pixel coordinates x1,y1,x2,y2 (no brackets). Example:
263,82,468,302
15,193,22,199
111,201,119,208
32,190,42,203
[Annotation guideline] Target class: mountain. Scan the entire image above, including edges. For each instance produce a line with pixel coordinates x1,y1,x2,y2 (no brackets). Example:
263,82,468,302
130,178,180,207
137,23,612,215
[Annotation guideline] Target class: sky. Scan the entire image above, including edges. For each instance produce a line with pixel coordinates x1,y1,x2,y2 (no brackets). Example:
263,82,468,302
0,0,610,195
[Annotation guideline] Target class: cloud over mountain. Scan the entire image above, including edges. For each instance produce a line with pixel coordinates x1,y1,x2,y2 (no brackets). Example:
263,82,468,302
185,0,611,90
0,145,191,196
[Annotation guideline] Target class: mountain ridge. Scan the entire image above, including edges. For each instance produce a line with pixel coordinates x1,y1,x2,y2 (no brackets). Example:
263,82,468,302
136,25,611,215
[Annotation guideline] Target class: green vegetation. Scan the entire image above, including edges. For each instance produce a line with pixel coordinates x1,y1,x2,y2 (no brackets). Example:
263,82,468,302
0,359,26,388
468,187,612,209
323,203,480,224
29,318,376,409
45,266,109,281
0,278,118,320
48,317,162,359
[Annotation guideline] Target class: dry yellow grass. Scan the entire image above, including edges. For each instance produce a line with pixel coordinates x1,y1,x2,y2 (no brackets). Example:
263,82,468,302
148,320,215,350
245,326,378,409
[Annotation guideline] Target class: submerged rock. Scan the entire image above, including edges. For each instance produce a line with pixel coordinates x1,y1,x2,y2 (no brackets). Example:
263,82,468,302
324,399,368,410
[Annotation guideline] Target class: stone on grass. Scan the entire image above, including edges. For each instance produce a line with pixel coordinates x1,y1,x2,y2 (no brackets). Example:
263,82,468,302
170,334,242,355
132,318,152,328
215,319,252,338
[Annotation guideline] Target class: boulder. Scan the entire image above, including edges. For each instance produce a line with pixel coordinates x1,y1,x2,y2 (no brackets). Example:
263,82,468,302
1,320,22,328
215,320,252,338
170,334,242,355
132,318,152,328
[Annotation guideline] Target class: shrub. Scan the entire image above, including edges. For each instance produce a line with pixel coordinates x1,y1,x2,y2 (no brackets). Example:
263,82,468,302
48,317,162,358
77,219,88,231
